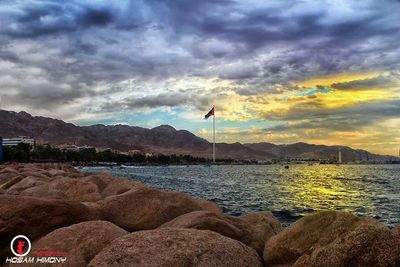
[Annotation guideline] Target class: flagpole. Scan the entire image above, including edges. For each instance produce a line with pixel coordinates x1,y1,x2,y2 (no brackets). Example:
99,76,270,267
213,106,215,163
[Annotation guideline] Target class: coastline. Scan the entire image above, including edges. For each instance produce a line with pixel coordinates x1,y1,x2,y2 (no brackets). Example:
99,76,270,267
0,163,399,266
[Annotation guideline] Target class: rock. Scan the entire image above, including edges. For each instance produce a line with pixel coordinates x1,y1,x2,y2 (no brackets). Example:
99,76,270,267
61,165,80,173
195,198,223,214
81,202,103,218
0,173,22,188
82,173,143,198
66,172,85,179
264,211,400,267
0,166,51,191
0,167,18,175
46,169,67,177
16,167,38,173
6,175,53,194
88,228,263,267
32,221,128,267
160,210,264,254
393,226,400,236
0,195,98,256
20,178,102,202
18,171,50,179
240,211,282,245
100,187,222,231
0,175,24,190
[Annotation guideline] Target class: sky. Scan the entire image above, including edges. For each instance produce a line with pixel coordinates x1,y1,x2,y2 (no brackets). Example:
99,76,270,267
0,0,399,155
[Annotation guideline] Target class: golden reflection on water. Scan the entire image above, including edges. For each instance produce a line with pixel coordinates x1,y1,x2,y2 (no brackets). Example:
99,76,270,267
280,165,365,212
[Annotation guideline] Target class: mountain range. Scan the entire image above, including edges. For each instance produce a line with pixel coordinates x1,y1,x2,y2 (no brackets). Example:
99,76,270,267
0,109,396,162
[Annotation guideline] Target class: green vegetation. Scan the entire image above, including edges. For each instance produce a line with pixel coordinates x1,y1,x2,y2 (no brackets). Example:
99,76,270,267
2,143,31,162
2,144,218,165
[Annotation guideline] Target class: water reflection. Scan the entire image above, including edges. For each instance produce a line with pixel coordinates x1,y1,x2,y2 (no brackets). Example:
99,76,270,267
279,165,364,212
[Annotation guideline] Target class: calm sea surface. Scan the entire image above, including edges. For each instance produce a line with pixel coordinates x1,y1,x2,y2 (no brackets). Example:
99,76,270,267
81,164,400,226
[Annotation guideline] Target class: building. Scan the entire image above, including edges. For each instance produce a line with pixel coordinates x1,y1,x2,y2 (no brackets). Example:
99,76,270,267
95,147,112,153
58,144,94,152
2,136,35,147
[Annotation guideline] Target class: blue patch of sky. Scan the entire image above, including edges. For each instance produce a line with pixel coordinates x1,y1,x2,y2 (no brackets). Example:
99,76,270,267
295,88,333,97
76,110,176,128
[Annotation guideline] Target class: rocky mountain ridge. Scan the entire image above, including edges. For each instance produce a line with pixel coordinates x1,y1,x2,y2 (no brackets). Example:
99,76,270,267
0,109,395,162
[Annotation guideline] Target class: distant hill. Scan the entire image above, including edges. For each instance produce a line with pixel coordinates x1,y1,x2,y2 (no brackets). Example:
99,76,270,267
0,110,271,160
0,109,396,162
244,142,395,162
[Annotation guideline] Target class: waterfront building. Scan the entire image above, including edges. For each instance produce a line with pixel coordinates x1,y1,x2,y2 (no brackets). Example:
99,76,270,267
2,136,35,147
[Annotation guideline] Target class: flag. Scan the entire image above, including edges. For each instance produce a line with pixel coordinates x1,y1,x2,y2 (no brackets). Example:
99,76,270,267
204,106,214,119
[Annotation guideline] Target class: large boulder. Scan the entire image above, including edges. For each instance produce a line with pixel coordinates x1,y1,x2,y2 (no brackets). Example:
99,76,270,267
6,175,53,195
100,187,223,231
264,211,400,267
20,178,102,202
160,210,264,254
240,211,282,245
88,228,263,267
32,221,128,267
0,195,98,256
82,173,143,198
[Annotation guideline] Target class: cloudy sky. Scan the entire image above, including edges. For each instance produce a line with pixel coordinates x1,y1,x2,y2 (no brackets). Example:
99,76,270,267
0,0,399,155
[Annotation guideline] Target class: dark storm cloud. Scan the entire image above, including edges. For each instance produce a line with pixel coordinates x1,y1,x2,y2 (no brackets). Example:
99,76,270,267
101,91,214,112
125,93,194,108
0,50,21,63
4,87,86,110
0,0,399,118
152,0,400,54
331,73,400,90
151,0,321,49
264,99,400,132
1,1,115,37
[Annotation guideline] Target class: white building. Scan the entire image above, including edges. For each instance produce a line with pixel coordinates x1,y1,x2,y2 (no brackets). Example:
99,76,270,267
2,136,35,147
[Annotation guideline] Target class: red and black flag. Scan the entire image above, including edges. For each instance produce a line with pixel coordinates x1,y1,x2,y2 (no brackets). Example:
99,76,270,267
204,106,214,119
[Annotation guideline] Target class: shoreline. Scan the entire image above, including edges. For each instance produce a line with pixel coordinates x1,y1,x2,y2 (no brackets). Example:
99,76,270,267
70,162,400,172
5,159,400,167
0,163,399,266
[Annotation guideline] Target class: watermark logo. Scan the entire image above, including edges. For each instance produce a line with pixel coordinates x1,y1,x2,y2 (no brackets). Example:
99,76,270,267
10,235,31,257
5,235,67,264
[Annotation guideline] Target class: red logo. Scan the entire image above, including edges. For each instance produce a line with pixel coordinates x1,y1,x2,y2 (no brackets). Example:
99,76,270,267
10,235,31,257
17,241,26,255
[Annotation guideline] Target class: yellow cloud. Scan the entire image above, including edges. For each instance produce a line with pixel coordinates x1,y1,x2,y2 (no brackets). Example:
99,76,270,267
295,72,383,88
197,71,400,155
314,89,390,109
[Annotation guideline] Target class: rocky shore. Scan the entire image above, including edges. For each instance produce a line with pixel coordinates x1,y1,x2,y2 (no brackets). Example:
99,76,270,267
0,163,399,266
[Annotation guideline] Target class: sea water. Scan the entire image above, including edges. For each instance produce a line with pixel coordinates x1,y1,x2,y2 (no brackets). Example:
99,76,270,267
81,164,400,226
